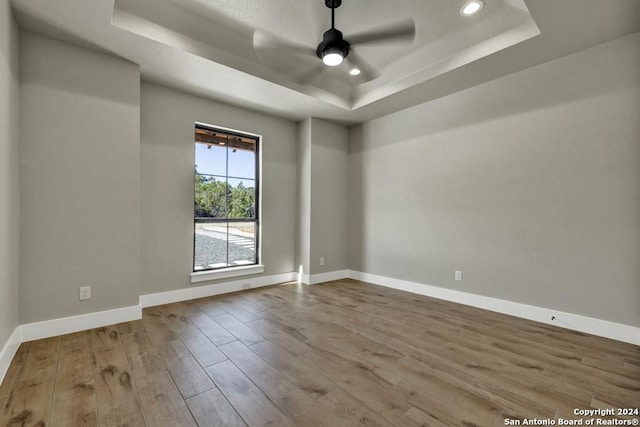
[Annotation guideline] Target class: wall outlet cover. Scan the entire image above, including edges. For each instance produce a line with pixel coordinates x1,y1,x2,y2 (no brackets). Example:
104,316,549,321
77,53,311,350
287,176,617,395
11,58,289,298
79,286,91,300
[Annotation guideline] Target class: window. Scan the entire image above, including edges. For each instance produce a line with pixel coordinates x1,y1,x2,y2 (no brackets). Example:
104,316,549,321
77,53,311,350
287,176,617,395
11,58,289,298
193,124,259,273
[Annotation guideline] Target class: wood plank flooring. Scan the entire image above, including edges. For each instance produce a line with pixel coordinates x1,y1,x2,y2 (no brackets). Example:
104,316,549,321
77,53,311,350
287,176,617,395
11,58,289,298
0,279,638,426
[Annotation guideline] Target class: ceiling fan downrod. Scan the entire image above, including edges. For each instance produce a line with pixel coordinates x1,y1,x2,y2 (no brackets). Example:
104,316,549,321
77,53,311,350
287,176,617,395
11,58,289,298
317,0,349,66
329,0,339,28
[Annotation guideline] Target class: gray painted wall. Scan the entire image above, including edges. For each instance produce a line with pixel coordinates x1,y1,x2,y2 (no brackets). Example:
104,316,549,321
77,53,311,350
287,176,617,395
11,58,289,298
0,2,20,348
295,118,349,279
140,83,297,294
349,33,640,327
309,118,349,275
19,33,141,323
2,21,637,340
295,118,312,275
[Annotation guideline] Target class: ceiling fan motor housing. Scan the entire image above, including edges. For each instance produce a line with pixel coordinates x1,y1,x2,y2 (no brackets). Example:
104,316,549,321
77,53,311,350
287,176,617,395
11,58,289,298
316,28,350,60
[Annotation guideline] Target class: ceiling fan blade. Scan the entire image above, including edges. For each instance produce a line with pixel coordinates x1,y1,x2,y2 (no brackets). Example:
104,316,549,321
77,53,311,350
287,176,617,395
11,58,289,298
345,51,379,82
348,19,415,45
253,29,316,58
295,62,326,84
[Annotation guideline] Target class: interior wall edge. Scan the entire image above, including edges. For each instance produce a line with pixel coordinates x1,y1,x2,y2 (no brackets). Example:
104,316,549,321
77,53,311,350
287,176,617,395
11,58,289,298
139,271,297,307
1,271,301,385
18,305,142,343
0,327,20,387
299,269,349,285
0,0,21,373
346,270,640,346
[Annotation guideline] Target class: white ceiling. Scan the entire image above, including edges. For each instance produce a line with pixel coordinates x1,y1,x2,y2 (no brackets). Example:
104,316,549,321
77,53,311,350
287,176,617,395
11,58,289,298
9,0,640,124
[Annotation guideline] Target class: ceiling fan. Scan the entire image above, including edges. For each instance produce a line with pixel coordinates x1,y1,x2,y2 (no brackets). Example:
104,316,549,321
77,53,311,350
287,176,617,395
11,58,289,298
253,0,415,82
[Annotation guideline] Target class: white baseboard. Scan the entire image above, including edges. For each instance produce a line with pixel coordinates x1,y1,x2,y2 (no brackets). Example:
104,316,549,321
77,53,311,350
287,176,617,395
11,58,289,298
0,327,21,386
19,305,142,343
302,270,348,285
347,270,640,346
140,272,297,308
1,272,298,385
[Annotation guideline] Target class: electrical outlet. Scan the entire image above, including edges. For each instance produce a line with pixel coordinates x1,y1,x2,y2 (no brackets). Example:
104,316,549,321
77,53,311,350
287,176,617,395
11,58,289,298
320,257,325,266
79,286,91,301
454,270,463,282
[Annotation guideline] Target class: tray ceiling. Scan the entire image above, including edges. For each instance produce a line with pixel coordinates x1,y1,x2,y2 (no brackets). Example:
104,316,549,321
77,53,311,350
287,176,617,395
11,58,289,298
9,0,640,123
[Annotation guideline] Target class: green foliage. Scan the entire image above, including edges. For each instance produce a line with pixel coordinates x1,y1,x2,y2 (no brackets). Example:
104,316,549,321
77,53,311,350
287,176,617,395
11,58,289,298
194,169,255,219
229,182,255,218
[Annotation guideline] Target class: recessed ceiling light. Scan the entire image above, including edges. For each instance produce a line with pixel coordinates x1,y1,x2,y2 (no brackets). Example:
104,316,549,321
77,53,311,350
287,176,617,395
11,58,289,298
349,68,361,76
460,0,484,16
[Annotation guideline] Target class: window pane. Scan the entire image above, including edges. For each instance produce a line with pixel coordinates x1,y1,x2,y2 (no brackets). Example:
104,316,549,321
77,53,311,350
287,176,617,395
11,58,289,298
227,178,256,219
194,175,227,218
195,142,226,176
228,145,255,179
194,222,256,270
228,222,256,265
194,125,259,272
194,222,228,270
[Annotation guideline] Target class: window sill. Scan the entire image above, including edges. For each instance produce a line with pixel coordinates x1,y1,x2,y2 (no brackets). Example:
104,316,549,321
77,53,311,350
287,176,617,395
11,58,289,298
190,264,265,283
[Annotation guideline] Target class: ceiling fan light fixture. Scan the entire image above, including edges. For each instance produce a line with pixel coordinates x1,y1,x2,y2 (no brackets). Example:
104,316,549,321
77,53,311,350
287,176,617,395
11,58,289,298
322,48,344,66
460,0,484,16
317,28,349,66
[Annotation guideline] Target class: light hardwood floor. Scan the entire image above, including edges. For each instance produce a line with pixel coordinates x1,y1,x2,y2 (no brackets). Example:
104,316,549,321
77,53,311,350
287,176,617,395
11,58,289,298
1,279,638,426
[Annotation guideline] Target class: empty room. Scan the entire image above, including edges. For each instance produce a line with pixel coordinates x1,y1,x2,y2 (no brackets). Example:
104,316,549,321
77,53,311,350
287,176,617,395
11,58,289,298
1,0,639,426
